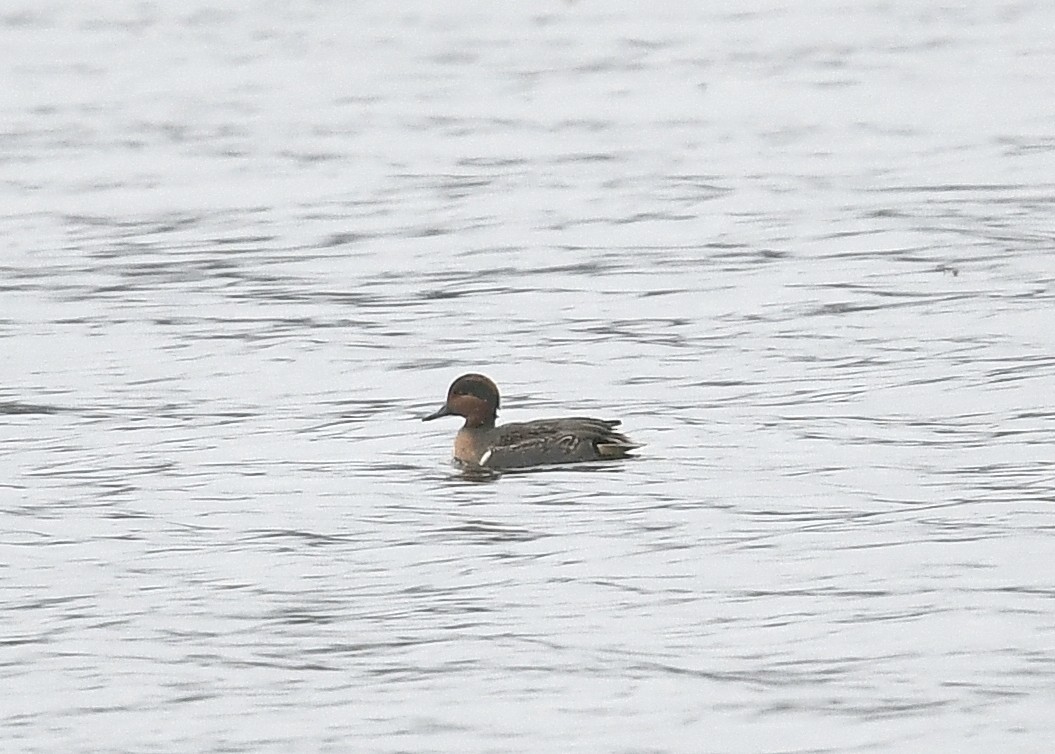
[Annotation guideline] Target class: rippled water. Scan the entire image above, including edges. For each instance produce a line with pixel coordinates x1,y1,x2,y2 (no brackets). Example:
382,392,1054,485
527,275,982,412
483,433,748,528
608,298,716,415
3,1,1054,752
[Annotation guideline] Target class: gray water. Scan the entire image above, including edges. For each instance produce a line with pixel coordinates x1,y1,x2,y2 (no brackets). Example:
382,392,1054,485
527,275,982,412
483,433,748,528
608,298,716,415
3,1,1055,752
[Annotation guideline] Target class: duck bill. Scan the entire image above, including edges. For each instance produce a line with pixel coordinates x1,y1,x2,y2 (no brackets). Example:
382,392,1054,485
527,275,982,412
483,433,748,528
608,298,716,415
422,403,453,422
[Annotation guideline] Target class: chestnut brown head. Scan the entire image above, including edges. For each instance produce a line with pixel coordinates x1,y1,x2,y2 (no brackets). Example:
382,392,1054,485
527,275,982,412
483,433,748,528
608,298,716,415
422,373,500,428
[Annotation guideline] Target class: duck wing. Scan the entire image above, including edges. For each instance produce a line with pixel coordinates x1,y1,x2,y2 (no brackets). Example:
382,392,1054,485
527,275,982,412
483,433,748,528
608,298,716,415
484,417,641,468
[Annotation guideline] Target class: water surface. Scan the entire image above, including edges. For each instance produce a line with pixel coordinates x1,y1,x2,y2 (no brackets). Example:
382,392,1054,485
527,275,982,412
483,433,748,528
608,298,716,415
2,1,1054,752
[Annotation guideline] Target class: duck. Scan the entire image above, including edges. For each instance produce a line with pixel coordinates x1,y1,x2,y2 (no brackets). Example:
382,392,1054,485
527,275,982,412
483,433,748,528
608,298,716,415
422,373,641,469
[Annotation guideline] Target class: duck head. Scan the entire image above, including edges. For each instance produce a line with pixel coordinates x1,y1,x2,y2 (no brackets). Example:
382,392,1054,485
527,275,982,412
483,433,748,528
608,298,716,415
422,373,500,428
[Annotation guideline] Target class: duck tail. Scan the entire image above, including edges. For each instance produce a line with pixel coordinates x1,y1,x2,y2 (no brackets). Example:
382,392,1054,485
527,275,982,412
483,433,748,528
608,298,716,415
596,437,643,459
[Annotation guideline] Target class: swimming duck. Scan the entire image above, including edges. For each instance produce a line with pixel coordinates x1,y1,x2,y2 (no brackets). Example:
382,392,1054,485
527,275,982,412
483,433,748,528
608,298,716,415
422,373,641,469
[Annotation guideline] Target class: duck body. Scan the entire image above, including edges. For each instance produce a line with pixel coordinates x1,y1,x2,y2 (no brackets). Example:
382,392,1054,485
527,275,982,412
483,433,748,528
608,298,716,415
423,374,640,470
455,417,637,469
